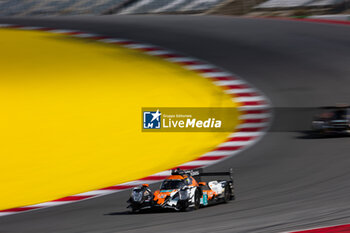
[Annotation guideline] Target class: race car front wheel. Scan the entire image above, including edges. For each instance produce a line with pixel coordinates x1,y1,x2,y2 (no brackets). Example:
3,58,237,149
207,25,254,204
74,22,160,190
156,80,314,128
194,189,201,210
131,206,139,213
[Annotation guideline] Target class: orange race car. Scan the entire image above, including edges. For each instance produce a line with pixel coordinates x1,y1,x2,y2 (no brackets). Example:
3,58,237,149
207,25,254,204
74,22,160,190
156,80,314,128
127,168,235,212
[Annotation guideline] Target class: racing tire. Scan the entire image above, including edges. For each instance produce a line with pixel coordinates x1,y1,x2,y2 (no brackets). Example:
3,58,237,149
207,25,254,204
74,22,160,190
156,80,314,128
223,185,231,203
130,203,142,214
193,189,201,210
178,201,189,212
131,207,139,214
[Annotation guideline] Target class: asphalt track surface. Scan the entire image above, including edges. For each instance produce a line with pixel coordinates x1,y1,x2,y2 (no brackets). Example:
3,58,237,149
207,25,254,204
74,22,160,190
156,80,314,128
0,15,350,233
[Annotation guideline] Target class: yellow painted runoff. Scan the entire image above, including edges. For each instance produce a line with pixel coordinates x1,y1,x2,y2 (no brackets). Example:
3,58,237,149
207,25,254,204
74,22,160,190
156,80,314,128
0,29,239,210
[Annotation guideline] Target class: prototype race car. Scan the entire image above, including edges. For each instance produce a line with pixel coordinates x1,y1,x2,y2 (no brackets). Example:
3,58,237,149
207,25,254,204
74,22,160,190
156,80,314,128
127,168,235,212
311,105,350,135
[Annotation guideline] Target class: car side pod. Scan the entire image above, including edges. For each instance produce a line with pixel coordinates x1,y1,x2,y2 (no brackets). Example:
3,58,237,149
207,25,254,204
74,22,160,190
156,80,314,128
195,168,235,201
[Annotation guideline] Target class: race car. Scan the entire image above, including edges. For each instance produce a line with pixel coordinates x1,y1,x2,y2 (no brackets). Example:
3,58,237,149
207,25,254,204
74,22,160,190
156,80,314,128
311,105,350,136
127,168,235,212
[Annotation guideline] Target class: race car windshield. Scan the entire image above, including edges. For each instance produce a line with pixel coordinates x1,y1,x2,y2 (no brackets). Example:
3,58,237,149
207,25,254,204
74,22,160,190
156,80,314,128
161,180,184,189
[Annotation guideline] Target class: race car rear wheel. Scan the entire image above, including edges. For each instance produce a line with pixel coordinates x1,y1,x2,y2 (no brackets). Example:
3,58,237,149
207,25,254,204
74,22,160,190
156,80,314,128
223,185,231,203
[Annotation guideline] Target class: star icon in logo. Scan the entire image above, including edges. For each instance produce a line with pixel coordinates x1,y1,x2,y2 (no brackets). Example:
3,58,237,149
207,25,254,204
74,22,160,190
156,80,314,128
151,109,161,122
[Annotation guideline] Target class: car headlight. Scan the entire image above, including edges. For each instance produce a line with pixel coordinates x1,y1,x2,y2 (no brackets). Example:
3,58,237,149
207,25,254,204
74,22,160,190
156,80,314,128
131,190,143,202
179,189,189,200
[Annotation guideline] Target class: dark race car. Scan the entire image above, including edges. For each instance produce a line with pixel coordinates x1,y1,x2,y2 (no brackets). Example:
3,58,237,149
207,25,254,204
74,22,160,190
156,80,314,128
127,168,235,212
312,105,350,136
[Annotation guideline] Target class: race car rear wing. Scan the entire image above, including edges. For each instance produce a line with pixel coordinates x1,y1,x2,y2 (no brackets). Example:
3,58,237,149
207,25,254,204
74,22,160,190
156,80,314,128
195,168,233,182
171,168,233,181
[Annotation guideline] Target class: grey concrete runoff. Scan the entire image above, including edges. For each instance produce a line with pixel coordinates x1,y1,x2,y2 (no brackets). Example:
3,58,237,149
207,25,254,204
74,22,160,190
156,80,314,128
0,15,350,233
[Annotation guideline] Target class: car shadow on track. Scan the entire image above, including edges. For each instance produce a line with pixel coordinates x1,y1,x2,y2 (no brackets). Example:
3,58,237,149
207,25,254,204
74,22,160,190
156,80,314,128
105,208,194,216
104,211,131,215
297,130,350,139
